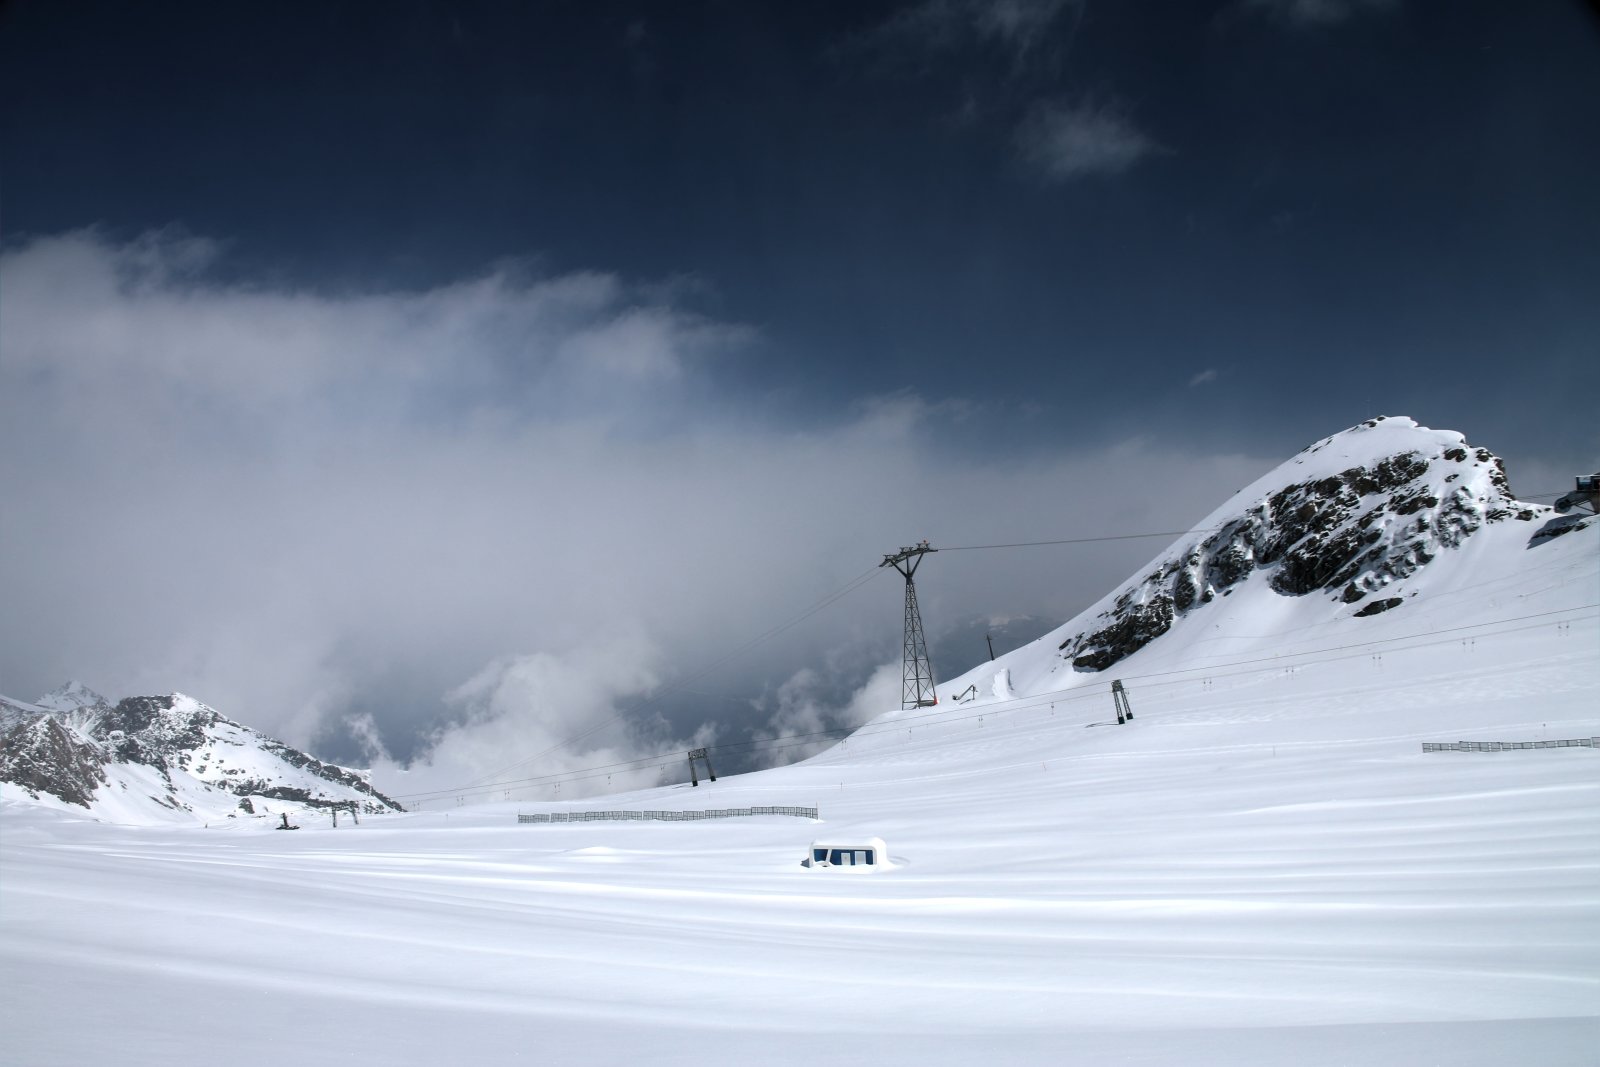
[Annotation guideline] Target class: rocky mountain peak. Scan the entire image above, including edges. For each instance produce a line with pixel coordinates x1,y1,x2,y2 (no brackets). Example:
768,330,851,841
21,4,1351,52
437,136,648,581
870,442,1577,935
95,693,219,766
0,715,107,807
36,680,114,715
1057,417,1542,673
1,688,403,822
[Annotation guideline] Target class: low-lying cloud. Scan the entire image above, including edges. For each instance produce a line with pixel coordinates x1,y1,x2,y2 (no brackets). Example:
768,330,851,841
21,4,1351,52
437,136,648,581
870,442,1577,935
1,228,1273,802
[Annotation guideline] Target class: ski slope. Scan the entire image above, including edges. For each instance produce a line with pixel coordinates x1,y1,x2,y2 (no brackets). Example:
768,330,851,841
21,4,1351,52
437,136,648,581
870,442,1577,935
3,427,1597,1064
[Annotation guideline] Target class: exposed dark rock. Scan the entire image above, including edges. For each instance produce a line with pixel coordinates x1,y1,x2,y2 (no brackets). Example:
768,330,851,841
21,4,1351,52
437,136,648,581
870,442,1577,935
1172,568,1202,612
94,696,214,767
1054,427,1529,673
1530,515,1596,546
1353,597,1403,618
1,689,404,818
1477,449,1511,494
1390,492,1438,516
1069,597,1174,671
0,716,107,807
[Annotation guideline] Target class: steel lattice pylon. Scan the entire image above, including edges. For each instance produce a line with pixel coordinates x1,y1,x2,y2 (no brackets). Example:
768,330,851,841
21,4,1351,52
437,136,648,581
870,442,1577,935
882,541,938,709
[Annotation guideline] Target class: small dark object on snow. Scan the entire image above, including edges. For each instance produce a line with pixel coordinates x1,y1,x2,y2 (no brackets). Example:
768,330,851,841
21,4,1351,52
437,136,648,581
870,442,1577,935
277,812,299,830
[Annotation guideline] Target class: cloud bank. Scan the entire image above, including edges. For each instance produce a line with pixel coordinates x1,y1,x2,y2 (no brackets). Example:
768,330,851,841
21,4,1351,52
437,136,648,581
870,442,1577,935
1,229,1272,801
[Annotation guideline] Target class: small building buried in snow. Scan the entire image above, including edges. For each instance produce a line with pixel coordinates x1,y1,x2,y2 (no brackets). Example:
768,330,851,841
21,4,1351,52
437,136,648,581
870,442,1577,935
806,837,888,871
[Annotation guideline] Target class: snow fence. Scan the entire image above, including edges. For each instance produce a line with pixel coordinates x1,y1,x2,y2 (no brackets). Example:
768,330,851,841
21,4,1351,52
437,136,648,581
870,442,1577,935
1422,738,1598,752
518,806,818,824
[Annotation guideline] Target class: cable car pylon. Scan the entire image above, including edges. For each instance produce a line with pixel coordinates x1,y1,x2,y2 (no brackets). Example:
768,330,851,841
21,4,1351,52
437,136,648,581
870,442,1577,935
881,540,939,709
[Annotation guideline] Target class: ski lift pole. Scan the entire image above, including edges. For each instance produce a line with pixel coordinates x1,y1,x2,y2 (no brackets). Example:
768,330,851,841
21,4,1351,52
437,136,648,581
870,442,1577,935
1112,679,1134,724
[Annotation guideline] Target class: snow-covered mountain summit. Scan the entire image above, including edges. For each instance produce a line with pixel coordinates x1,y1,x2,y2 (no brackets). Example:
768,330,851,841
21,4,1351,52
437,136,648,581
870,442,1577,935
36,679,114,715
940,415,1593,704
0,688,402,824
32,680,115,733
1052,416,1549,670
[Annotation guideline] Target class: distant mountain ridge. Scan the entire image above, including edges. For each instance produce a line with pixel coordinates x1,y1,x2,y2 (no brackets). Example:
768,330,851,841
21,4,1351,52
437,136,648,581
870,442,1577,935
35,679,115,720
0,684,402,823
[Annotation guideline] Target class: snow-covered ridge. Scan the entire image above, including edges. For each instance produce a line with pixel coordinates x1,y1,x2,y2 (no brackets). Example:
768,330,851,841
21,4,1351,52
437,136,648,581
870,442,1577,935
35,678,114,718
1051,417,1546,672
0,687,402,824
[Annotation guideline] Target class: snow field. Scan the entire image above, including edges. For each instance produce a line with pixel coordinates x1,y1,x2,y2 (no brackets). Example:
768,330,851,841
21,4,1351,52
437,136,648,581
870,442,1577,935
3,602,1595,1064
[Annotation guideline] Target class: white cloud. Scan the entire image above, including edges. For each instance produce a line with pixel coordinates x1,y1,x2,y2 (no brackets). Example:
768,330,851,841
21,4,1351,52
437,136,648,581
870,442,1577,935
753,662,902,767
0,229,1276,801
0,229,736,416
1015,98,1161,181
380,634,688,805
1190,368,1219,387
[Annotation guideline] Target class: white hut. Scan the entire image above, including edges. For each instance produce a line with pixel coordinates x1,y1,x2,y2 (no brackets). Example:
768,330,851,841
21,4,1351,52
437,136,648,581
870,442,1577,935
807,837,888,871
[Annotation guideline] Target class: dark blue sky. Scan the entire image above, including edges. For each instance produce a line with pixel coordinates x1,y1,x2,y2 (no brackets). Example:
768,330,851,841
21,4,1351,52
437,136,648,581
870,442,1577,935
2,1,1597,785
5,1,1597,462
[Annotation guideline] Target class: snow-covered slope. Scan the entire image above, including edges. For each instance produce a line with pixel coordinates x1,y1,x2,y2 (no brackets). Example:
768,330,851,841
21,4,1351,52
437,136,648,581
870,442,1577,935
2,417,1595,1066
935,415,1592,706
0,687,402,823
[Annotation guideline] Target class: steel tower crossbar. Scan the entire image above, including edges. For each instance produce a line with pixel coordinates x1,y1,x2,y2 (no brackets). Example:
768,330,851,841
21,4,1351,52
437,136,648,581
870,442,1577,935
881,541,938,709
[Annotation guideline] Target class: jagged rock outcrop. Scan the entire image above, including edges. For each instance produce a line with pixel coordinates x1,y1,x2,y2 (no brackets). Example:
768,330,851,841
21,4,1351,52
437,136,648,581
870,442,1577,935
0,715,108,807
1058,417,1544,673
0,688,403,820
98,695,216,770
